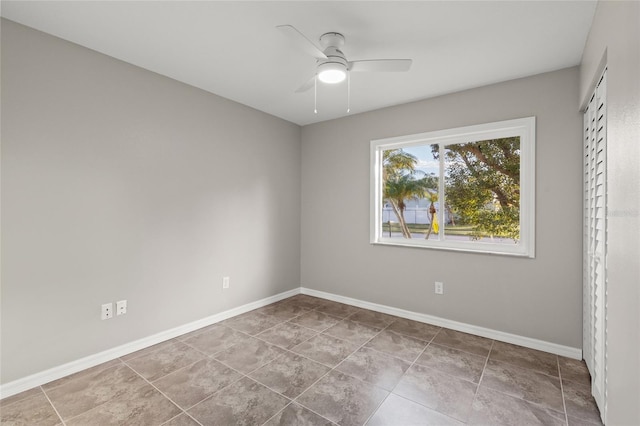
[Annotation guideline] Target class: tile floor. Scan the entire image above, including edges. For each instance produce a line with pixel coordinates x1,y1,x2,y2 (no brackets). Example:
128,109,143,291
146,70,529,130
1,295,603,425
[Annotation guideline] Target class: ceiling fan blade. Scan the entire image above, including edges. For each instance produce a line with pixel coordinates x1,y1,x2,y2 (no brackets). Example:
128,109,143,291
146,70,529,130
277,25,327,60
348,59,413,72
295,75,316,93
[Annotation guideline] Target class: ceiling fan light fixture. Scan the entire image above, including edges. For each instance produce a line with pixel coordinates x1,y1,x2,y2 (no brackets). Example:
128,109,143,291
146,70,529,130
317,62,347,84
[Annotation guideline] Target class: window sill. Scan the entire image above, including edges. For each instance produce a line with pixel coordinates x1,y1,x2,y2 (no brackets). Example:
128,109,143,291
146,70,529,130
371,239,534,258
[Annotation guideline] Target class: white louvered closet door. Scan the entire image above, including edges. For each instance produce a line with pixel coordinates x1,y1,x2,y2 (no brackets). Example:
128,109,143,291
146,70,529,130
583,69,607,418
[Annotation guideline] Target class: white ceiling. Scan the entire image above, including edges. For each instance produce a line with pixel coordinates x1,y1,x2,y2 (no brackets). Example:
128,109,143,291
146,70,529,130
1,1,597,126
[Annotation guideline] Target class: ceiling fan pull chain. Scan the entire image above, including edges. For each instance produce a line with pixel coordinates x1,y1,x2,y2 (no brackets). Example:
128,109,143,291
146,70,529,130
314,76,318,114
347,72,351,113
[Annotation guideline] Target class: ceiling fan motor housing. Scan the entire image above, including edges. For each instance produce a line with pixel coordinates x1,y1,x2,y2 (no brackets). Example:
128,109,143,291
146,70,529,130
319,47,348,68
318,32,348,76
319,32,345,48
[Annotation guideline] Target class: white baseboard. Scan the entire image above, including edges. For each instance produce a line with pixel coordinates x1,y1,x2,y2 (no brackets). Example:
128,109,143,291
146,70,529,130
0,288,300,399
2,285,582,399
301,287,582,360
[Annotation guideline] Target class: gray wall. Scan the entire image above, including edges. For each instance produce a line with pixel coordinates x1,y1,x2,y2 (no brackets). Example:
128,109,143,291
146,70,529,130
1,20,301,384
580,2,640,424
301,67,583,349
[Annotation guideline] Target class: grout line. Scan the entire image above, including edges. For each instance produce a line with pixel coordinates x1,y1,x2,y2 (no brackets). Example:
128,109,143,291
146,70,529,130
288,314,390,422
428,329,497,360
252,321,321,350
259,401,294,426
127,358,249,426
482,341,563,377
381,392,466,425
203,338,290,380
236,351,289,378
223,309,309,337
475,344,569,421
361,323,440,425
284,313,344,333
330,320,387,372
179,371,247,415
182,411,205,426
51,395,111,424
211,303,341,426
39,385,67,426
388,327,438,393
122,349,244,414
473,339,495,398
484,357,566,381
558,356,570,426
120,344,209,377
42,366,143,425
351,339,428,366
464,339,495,424
209,357,252,378
123,354,243,423
178,342,225,360
283,304,455,424
362,394,389,425
287,339,353,371
239,376,337,426
158,411,200,426
264,397,340,426
124,362,193,411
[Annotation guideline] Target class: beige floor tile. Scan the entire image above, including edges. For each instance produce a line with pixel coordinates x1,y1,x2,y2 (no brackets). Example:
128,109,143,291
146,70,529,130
161,413,201,426
297,371,388,426
213,336,286,374
187,377,289,425
257,322,318,349
153,358,241,409
124,341,205,381
291,333,360,368
180,324,251,356
364,329,428,362
264,402,335,425
481,359,564,412
469,386,566,426
336,347,410,391
559,356,592,387
432,329,493,357
490,340,559,376
563,378,603,424
324,320,381,345
416,343,486,383
0,391,61,426
65,383,180,425
289,310,342,332
393,364,477,422
45,364,146,420
250,351,330,398
367,394,463,425
385,318,441,341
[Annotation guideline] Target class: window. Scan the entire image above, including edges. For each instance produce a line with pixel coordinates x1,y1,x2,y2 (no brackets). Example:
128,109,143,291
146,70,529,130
370,117,535,257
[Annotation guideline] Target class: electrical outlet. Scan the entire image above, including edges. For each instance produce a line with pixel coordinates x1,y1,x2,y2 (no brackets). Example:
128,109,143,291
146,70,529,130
101,303,113,320
434,281,444,295
116,300,127,316
222,276,230,289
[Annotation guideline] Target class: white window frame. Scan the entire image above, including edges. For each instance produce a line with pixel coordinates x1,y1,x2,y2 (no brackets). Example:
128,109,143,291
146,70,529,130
370,117,535,257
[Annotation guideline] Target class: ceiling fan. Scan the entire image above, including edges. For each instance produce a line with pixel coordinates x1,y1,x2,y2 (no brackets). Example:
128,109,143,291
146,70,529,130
277,25,413,94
